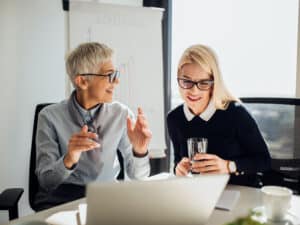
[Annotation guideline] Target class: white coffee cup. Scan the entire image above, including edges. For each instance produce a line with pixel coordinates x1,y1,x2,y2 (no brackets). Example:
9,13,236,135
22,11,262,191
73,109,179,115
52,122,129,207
261,186,292,221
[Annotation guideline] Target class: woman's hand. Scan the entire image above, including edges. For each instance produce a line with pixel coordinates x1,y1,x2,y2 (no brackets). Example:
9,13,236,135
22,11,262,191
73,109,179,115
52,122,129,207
191,153,229,174
127,107,152,155
175,157,191,176
64,125,100,169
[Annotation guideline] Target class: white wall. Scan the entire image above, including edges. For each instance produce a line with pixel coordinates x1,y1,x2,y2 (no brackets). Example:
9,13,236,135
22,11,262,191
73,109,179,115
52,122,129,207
0,0,65,223
171,0,299,108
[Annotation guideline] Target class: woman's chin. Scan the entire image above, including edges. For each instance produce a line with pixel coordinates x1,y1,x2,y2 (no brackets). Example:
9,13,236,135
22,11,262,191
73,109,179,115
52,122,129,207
103,98,113,103
96,96,113,103
186,99,199,107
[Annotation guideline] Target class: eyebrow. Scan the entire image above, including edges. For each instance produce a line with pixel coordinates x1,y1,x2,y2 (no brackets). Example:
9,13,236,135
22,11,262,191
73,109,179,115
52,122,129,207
179,75,212,81
101,69,114,74
181,75,192,79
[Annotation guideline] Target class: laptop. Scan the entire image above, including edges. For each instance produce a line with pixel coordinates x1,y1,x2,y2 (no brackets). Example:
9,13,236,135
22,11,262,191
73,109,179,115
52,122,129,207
86,174,229,225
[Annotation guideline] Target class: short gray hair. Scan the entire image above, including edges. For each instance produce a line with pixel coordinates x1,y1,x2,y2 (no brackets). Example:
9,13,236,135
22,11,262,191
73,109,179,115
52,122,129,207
65,42,113,87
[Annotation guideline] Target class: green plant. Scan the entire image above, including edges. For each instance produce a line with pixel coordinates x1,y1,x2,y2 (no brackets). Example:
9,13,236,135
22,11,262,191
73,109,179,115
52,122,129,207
224,211,266,225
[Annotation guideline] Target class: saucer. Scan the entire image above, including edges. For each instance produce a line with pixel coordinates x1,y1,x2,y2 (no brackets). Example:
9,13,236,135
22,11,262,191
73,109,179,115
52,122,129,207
251,206,300,225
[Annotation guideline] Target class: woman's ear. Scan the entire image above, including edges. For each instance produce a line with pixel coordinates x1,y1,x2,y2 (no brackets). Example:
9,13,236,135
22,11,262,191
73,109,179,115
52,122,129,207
74,75,89,90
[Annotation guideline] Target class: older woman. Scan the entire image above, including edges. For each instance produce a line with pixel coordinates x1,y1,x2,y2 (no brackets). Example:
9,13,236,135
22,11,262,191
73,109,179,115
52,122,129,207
167,44,271,186
35,42,151,210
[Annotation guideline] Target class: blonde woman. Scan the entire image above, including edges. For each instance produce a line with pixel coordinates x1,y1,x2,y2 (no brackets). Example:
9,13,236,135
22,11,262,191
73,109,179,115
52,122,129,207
167,44,271,186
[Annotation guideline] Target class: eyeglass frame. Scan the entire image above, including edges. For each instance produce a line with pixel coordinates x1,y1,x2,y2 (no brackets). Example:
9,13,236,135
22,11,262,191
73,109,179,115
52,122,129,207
79,70,120,83
177,77,214,90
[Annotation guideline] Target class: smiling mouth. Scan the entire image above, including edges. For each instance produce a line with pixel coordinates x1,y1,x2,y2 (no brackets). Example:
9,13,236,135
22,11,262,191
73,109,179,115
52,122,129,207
187,96,202,102
106,89,114,94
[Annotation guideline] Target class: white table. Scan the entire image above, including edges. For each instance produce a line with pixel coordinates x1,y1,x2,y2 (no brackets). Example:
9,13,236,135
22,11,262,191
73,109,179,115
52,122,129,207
5,185,300,225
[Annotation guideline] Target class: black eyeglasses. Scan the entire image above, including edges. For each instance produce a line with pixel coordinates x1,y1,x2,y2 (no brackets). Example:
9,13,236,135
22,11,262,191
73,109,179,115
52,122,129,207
79,70,120,83
177,77,214,90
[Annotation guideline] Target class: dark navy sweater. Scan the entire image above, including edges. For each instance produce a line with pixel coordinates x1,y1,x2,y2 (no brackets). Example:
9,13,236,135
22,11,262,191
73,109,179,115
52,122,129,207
167,101,271,186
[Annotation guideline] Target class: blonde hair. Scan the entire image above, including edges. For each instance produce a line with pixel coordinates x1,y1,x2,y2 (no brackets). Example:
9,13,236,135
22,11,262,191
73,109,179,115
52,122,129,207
178,44,240,110
65,42,113,87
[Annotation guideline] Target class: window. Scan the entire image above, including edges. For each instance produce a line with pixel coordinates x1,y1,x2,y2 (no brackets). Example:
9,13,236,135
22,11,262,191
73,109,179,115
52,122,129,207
171,0,299,108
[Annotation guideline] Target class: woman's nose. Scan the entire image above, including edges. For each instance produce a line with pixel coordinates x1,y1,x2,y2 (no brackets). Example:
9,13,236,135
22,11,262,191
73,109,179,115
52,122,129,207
190,84,199,93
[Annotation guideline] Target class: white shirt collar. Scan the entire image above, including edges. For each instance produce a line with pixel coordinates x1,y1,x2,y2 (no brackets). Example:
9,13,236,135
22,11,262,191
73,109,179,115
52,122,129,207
183,100,216,122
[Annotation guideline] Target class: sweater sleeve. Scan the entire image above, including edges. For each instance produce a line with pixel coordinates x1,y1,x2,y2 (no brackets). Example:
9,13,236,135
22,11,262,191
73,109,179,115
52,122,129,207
167,113,182,173
35,109,74,192
234,104,271,174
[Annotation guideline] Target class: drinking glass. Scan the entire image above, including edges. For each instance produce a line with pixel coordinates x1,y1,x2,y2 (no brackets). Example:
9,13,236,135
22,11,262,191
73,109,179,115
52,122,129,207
187,137,208,174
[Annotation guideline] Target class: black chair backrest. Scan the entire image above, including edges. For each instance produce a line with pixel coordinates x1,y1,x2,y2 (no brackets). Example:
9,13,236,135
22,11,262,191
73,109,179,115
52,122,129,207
241,97,300,194
29,103,53,211
116,150,124,180
29,103,125,210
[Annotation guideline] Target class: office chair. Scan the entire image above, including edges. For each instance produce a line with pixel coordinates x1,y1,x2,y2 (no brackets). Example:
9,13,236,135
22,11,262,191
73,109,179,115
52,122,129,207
29,103,124,211
29,103,53,211
0,188,24,220
241,98,300,195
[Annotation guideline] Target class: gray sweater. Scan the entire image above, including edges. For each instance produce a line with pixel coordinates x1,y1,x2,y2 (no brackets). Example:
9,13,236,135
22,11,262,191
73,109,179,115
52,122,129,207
35,92,150,206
